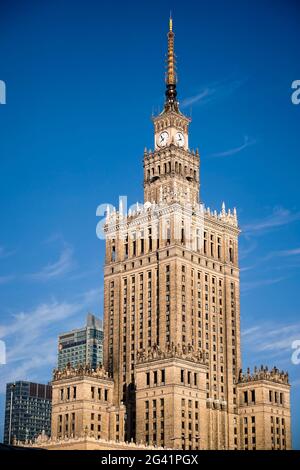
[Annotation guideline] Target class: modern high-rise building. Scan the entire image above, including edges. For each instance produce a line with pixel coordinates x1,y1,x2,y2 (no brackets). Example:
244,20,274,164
101,18,292,449
3,381,52,444
58,313,104,370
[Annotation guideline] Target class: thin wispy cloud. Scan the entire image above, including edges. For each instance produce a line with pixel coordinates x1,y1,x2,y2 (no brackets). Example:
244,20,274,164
181,88,214,107
239,239,257,260
292,378,300,387
0,246,16,259
242,321,300,361
0,287,102,392
266,247,300,259
241,276,285,292
242,206,300,236
0,275,15,285
239,245,300,274
27,245,75,281
207,135,256,158
181,78,246,109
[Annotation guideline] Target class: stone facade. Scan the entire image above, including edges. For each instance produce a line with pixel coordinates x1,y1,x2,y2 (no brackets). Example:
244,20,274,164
20,19,292,452
135,344,208,449
102,19,292,450
18,364,167,451
16,433,166,451
51,364,125,443
237,367,291,450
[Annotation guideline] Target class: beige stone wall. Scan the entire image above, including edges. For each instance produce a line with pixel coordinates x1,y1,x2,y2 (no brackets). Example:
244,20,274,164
237,381,291,450
135,356,208,450
18,436,166,451
101,94,292,450
51,374,125,443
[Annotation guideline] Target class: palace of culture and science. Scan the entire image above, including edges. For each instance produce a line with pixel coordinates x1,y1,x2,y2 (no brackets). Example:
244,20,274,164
26,19,291,451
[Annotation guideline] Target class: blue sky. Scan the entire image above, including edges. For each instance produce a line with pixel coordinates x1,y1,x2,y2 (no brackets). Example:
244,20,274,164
0,0,300,447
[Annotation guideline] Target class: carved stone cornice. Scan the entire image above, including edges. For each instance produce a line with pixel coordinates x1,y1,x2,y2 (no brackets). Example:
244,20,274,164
136,342,208,366
237,366,289,386
52,363,112,383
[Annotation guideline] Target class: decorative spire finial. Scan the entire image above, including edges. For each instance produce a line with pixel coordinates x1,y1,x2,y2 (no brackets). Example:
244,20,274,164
165,15,179,112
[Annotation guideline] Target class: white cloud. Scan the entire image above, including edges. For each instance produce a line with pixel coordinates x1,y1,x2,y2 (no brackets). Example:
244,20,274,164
241,276,285,292
0,288,102,391
0,246,16,259
0,275,15,285
26,245,75,281
242,321,300,360
207,136,256,158
265,247,300,259
242,207,300,236
181,78,246,108
181,88,213,107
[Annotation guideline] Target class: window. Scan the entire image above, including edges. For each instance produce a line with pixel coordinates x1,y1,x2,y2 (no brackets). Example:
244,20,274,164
146,372,150,386
91,387,95,399
181,369,184,383
154,370,158,384
161,369,165,383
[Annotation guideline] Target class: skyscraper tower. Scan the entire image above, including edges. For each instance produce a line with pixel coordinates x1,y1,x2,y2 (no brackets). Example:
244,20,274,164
103,19,291,449
57,313,104,371
3,381,52,445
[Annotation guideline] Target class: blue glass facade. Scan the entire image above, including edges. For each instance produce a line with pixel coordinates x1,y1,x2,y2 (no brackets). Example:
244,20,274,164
3,381,52,444
58,313,104,370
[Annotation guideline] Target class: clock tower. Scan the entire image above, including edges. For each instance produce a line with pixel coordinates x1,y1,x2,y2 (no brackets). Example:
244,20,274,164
103,17,291,450
144,17,199,207
154,17,190,152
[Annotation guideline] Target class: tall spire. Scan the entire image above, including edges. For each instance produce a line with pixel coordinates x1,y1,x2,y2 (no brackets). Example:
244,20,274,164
164,14,179,112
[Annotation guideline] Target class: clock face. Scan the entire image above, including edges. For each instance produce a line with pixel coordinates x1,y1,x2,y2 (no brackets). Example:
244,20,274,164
157,131,169,147
175,132,185,147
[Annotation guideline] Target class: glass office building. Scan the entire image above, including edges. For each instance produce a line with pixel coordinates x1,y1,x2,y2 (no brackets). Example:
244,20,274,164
57,313,104,370
3,381,52,444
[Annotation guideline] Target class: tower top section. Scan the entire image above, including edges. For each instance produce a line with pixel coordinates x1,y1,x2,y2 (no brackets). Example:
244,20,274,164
164,15,179,113
152,17,191,151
